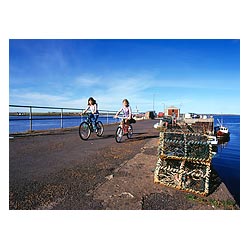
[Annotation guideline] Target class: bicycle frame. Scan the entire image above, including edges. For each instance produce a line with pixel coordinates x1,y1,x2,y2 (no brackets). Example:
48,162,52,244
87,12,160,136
115,116,133,143
120,123,129,133
79,113,104,140
83,113,96,131
117,116,129,128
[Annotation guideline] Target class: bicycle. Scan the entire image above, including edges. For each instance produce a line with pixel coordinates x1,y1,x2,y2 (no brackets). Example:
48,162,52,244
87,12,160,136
114,117,133,143
79,113,104,140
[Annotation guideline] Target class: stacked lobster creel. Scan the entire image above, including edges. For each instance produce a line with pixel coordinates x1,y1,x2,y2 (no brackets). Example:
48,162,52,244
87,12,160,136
154,131,213,196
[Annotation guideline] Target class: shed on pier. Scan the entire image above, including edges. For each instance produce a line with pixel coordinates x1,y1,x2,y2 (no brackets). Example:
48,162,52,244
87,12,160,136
166,106,180,118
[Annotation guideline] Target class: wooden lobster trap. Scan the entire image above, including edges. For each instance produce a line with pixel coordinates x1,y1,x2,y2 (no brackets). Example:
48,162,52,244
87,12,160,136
155,131,212,195
158,132,212,163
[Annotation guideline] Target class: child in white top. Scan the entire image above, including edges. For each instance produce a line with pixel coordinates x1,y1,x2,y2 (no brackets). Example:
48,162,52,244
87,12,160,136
114,99,132,127
82,97,99,128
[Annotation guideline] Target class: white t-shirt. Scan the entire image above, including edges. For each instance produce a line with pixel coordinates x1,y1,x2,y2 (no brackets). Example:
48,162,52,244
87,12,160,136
118,105,132,118
86,103,99,114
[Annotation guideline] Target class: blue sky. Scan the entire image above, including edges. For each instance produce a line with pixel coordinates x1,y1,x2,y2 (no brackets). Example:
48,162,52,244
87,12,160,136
9,39,240,114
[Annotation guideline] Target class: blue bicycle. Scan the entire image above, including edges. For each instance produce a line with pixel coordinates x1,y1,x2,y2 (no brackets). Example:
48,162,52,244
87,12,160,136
79,113,104,140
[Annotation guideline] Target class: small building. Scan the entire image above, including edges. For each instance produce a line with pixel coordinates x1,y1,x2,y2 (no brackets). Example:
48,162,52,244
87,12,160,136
166,106,180,118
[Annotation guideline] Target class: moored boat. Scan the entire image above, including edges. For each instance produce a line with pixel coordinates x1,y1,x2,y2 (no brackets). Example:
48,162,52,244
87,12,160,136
216,126,229,136
214,118,230,137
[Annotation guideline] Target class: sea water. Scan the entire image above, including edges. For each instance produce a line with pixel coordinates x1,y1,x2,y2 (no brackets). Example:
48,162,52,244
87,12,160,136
9,115,118,134
212,115,240,205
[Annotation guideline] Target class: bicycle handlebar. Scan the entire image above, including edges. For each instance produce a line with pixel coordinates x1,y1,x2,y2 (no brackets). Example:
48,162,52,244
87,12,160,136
114,116,127,120
80,112,93,116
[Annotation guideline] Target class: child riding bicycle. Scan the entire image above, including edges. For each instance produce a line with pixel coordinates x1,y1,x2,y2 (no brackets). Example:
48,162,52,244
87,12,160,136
114,99,132,133
82,97,99,129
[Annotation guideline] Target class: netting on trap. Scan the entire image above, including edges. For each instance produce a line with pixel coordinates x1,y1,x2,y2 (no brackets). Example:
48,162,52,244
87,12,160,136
158,131,212,163
154,158,210,195
155,131,212,195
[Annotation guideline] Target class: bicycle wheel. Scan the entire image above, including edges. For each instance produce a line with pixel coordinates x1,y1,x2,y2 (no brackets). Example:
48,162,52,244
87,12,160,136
127,125,133,139
79,121,91,140
115,126,123,143
96,121,104,137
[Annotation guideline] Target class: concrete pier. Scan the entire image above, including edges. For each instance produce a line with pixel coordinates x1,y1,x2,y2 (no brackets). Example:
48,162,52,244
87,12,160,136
9,119,238,210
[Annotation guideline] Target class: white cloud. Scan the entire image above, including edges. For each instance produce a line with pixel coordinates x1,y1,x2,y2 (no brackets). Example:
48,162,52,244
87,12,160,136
10,69,239,114
62,71,156,111
9,72,182,112
75,74,102,86
10,90,84,109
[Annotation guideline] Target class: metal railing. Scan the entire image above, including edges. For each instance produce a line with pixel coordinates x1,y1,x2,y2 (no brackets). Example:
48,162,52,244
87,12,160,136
9,104,124,133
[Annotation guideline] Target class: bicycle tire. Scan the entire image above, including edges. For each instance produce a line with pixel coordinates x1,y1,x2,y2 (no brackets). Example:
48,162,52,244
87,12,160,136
79,121,91,140
115,126,123,143
127,125,133,139
96,121,104,137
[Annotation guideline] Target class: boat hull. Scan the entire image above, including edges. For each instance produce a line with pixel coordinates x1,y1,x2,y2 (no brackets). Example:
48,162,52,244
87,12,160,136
217,131,228,136
214,125,230,137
